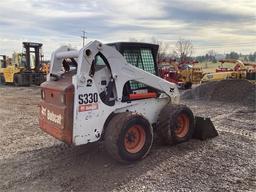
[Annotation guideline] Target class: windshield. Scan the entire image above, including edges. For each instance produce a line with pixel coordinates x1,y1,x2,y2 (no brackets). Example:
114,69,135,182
123,48,156,90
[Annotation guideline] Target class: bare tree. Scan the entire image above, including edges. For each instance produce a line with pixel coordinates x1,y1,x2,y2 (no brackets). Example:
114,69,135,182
207,50,217,61
205,50,217,68
150,37,173,62
174,38,194,63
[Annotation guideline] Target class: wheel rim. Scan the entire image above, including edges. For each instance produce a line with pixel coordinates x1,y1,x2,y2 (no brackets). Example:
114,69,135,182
124,125,146,153
175,113,189,138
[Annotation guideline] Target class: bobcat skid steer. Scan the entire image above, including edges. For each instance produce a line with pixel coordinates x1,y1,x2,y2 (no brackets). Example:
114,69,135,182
39,41,217,162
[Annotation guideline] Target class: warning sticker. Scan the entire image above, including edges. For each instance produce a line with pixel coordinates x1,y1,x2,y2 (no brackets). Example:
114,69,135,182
79,103,98,112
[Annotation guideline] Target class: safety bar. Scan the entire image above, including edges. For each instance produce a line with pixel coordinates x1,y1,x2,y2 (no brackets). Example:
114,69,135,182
55,50,79,59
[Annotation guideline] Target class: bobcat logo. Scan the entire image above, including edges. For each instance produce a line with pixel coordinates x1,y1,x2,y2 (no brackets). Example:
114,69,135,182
170,87,175,92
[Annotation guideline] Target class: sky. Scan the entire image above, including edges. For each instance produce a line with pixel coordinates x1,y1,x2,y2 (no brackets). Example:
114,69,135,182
0,0,255,59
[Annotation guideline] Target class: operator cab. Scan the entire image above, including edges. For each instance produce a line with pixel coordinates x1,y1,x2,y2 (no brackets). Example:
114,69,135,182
108,42,160,101
50,42,160,105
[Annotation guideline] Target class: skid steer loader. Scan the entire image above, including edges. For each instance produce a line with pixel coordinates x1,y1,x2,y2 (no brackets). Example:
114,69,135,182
39,41,217,162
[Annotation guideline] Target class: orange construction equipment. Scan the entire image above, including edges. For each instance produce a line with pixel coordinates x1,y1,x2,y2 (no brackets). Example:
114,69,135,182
159,60,203,89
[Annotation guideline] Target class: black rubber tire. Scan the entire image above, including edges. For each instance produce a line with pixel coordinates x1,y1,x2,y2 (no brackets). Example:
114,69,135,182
14,73,31,86
185,82,192,89
104,112,153,163
157,104,194,145
0,74,5,84
14,74,19,86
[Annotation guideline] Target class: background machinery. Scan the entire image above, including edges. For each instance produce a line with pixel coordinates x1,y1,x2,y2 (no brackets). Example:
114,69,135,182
0,55,7,81
201,59,256,83
0,55,7,68
0,42,47,86
0,55,11,83
159,60,203,89
39,41,217,163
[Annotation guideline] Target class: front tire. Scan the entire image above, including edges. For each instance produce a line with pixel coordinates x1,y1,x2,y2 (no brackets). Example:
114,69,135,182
184,82,192,89
157,104,194,145
104,112,153,163
14,74,19,86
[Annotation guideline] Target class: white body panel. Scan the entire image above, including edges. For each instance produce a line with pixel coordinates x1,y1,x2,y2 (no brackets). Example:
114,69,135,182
49,41,180,145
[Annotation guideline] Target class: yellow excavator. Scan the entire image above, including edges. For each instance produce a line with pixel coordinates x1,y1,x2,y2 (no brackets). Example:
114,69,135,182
0,42,47,86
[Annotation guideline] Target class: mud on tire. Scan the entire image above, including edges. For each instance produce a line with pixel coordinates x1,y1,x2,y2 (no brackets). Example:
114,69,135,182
157,104,194,145
104,112,153,163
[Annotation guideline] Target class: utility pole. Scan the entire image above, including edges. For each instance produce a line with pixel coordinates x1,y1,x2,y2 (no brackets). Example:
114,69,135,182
81,30,87,47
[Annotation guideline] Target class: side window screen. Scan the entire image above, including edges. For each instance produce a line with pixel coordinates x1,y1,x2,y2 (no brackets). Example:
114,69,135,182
141,49,155,74
123,48,155,89
123,50,143,69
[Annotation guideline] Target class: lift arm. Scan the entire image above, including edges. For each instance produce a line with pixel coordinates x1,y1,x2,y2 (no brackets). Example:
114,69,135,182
49,41,180,103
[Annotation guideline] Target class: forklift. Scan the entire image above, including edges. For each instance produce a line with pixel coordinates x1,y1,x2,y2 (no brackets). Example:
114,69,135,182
0,55,7,68
0,42,46,86
0,55,7,83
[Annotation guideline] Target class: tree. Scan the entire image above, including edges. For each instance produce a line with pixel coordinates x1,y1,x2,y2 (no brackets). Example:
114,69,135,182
207,50,217,63
226,51,239,60
195,55,206,62
248,52,256,62
174,38,194,63
151,37,172,62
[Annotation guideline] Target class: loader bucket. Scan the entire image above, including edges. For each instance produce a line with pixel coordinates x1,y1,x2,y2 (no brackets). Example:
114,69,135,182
193,116,218,140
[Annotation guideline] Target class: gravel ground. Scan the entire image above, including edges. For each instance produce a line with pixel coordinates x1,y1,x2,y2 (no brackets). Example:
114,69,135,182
0,86,255,192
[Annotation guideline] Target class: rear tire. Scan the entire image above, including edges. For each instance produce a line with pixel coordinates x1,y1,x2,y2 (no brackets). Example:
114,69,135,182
104,112,153,163
157,104,194,145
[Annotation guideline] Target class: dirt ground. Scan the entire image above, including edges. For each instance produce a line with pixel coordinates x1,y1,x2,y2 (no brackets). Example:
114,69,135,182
0,86,255,192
